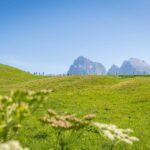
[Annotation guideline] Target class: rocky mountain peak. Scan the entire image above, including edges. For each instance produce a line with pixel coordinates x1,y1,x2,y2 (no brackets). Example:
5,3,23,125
119,58,150,75
107,64,120,75
67,56,106,75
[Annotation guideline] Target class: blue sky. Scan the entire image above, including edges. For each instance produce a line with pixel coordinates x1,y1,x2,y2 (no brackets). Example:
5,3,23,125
0,0,150,74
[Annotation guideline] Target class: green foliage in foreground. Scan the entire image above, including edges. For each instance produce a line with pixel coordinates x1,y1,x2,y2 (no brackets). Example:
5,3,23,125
0,90,51,142
41,108,138,150
0,64,150,149
0,89,139,150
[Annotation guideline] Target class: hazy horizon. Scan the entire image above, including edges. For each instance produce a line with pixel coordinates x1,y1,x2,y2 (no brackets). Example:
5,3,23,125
1,0,150,74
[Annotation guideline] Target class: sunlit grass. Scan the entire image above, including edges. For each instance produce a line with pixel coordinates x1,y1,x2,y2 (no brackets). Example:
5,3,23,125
0,64,150,149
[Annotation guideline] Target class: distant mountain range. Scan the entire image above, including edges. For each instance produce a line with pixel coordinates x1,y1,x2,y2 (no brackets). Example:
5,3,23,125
67,56,150,75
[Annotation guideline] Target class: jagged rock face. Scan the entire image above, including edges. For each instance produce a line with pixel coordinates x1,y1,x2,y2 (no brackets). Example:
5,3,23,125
108,58,150,75
68,57,150,75
119,58,150,75
107,65,120,75
67,56,106,75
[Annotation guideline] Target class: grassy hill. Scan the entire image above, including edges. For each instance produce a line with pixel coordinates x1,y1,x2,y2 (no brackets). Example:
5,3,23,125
0,64,37,86
0,64,41,93
0,64,150,150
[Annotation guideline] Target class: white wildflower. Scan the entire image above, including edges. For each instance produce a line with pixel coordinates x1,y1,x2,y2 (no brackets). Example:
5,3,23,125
0,144,10,150
0,140,29,150
93,122,139,145
121,138,133,145
7,141,20,150
129,136,139,142
121,128,133,133
103,130,115,141
94,122,109,129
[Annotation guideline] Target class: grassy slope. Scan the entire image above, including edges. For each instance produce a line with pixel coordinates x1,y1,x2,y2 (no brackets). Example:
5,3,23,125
0,64,41,93
0,64,150,150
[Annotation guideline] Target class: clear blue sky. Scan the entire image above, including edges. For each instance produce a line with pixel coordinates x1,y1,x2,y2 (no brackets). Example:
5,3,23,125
0,0,150,74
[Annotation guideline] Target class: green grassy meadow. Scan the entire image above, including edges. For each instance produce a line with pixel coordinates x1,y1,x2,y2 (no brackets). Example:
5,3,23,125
0,64,150,150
